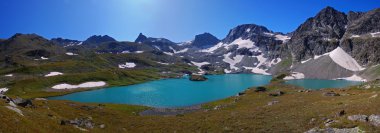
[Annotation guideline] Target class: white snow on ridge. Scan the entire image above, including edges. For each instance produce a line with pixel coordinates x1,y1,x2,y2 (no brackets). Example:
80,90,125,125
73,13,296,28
191,61,210,74
134,51,144,53
301,58,312,64
66,52,78,56
370,32,380,37
230,38,255,49
284,72,305,80
335,74,366,82
119,62,136,68
329,47,364,71
45,72,63,77
350,35,360,38
223,53,244,70
243,66,270,75
156,62,169,65
246,28,251,33
0,88,9,93
200,42,226,53
191,61,210,67
52,81,106,90
274,34,291,42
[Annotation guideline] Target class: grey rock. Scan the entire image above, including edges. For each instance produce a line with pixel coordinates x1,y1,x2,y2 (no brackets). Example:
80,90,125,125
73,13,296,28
323,91,340,97
347,115,368,122
369,114,380,126
267,100,279,106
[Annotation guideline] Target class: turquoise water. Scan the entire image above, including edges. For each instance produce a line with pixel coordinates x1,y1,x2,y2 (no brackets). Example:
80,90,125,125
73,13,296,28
49,74,272,108
285,79,362,90
49,74,363,108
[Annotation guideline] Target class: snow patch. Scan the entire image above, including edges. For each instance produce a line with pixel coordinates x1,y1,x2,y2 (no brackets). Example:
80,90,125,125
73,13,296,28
52,81,106,90
0,88,9,93
243,66,270,75
284,72,305,80
230,38,255,49
370,32,380,37
336,74,366,82
329,47,364,71
121,51,130,54
350,35,360,38
301,58,312,64
66,52,78,56
44,72,63,77
200,42,226,53
156,62,169,65
119,62,136,68
191,61,210,67
223,53,244,70
274,34,291,42
4,74,13,77
246,28,251,33
134,51,144,53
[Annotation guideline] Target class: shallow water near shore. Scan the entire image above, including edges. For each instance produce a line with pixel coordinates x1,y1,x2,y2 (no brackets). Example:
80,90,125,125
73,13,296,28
49,74,362,107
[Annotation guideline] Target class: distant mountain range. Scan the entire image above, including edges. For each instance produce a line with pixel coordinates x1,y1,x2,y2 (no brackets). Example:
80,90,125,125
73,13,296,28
1,6,380,81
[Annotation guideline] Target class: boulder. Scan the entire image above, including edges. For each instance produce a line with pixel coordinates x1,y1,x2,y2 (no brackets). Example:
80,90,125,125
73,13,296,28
323,91,340,97
369,115,380,127
189,74,208,81
267,100,279,106
61,117,95,129
254,86,267,92
347,115,368,122
269,91,284,97
12,97,33,108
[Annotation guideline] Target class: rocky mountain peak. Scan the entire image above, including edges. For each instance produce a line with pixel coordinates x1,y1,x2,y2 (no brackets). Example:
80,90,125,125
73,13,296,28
191,32,220,48
135,33,148,43
223,24,271,43
83,35,116,46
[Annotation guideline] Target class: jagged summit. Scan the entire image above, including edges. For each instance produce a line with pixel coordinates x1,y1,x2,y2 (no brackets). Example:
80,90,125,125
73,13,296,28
135,33,148,43
82,35,116,46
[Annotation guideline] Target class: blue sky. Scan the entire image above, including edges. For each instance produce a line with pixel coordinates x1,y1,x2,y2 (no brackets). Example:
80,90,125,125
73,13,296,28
0,0,379,42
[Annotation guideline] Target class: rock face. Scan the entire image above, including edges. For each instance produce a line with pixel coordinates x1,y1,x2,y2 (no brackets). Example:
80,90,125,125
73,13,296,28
287,7,380,81
191,33,220,49
51,38,82,47
189,74,208,81
182,24,290,75
288,6,347,62
134,33,180,53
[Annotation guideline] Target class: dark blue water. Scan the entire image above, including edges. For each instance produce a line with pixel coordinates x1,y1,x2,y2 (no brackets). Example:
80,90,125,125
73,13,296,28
285,79,362,90
49,74,362,108
49,74,272,108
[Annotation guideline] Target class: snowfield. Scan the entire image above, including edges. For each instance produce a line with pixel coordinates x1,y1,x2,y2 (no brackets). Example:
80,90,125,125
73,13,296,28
284,72,305,80
119,62,136,69
329,47,364,71
243,66,270,75
45,72,63,77
191,61,210,67
52,81,106,90
274,34,291,42
336,75,367,82
223,53,244,70
66,52,78,56
230,38,255,49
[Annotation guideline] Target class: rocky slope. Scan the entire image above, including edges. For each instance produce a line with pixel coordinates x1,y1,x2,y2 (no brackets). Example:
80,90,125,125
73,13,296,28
287,7,380,81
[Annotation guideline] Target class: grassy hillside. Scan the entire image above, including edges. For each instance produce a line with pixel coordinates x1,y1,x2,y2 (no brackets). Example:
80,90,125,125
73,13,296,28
1,82,380,132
